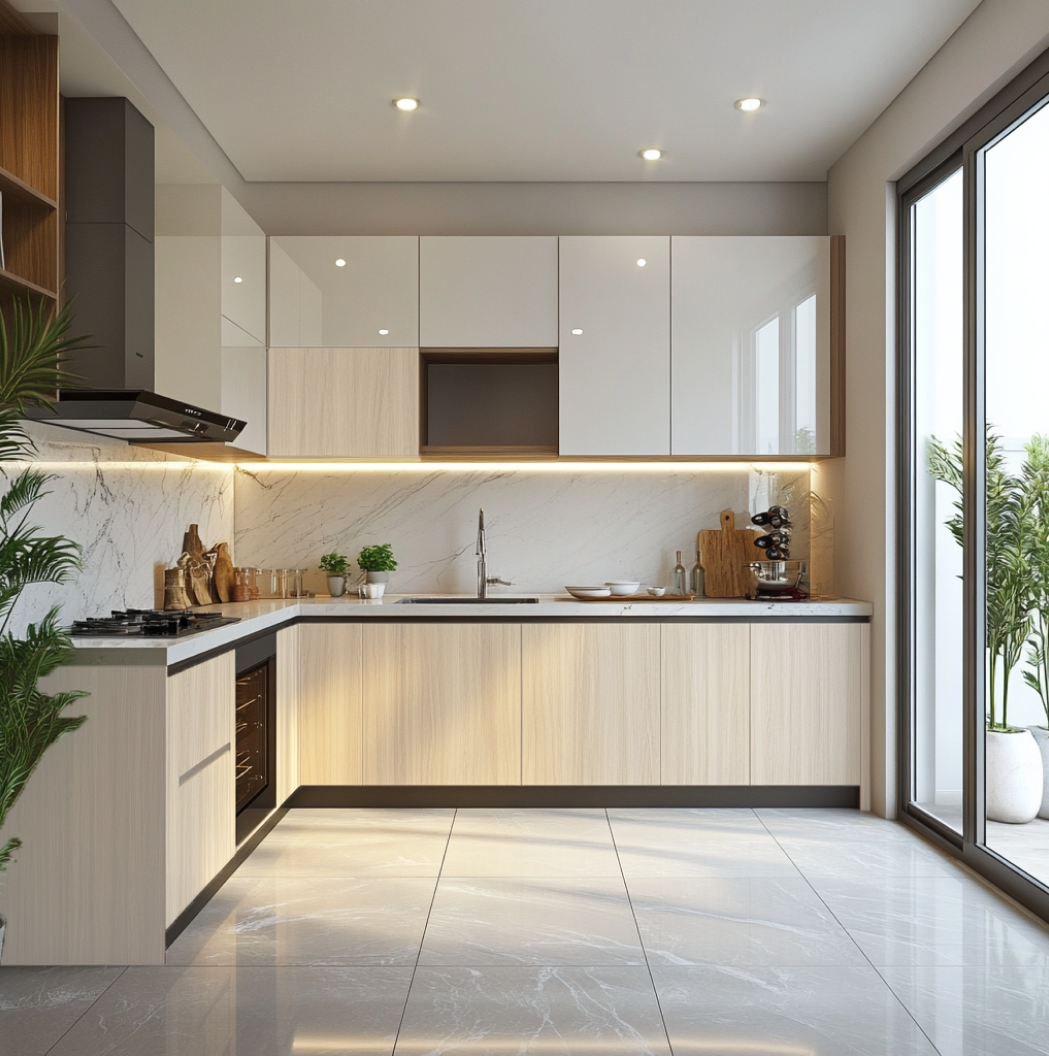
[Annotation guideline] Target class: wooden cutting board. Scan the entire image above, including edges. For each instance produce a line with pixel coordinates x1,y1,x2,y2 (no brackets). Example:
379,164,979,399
699,510,755,598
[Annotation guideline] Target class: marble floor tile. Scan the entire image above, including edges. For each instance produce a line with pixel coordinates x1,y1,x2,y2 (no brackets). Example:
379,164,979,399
880,964,1049,1056
441,808,621,877
166,875,436,966
0,965,124,1056
48,966,413,1056
653,965,939,1056
755,807,917,842
778,835,963,880
608,807,768,838
614,830,801,878
395,966,671,1055
628,876,868,967
419,877,645,965
235,808,455,878
813,874,1049,966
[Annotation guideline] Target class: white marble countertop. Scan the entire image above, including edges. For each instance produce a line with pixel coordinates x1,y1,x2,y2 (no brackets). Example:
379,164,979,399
67,593,873,666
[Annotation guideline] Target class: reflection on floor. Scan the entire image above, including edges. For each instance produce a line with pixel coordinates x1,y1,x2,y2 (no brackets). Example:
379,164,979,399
988,816,1049,887
4,807,1049,1055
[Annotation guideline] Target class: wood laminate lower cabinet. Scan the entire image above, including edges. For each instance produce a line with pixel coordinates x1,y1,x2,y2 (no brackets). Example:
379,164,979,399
750,623,867,786
362,623,521,785
661,624,751,785
522,624,660,785
268,347,420,458
277,624,301,803
299,623,363,785
165,653,235,926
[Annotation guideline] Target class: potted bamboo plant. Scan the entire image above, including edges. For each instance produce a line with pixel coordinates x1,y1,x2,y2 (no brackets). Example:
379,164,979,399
0,299,92,961
929,431,1043,823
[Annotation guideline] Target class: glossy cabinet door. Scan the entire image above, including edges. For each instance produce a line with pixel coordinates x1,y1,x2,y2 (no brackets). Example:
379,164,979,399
221,189,266,345
362,624,522,785
269,236,419,347
165,653,235,925
661,624,751,785
299,623,364,785
420,236,558,347
672,236,834,456
750,623,867,786
558,236,670,456
522,624,660,784
268,347,420,459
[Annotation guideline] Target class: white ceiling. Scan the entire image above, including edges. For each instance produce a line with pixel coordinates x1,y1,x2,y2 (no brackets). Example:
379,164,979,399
106,0,981,183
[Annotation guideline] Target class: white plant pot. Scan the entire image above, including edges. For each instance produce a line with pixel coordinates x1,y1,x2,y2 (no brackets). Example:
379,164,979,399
986,728,1043,824
1027,725,1049,820
326,575,346,598
365,571,389,585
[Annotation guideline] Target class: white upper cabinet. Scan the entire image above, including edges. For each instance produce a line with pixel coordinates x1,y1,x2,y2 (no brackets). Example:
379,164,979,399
672,236,833,457
558,236,670,456
220,191,266,345
419,236,558,347
268,236,419,347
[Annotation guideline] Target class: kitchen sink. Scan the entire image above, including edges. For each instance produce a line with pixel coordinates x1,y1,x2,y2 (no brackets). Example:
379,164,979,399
397,596,540,604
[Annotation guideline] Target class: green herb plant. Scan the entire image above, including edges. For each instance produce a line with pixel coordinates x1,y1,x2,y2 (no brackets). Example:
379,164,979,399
0,298,93,873
357,543,397,573
319,552,350,576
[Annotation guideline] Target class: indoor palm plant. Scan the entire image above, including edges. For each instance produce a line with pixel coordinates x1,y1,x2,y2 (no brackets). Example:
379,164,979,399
929,430,1042,822
0,298,93,959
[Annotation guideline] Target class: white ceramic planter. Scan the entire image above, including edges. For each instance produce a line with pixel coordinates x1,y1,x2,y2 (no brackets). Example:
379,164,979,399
1027,725,1049,820
365,571,389,585
986,728,1043,824
326,575,346,598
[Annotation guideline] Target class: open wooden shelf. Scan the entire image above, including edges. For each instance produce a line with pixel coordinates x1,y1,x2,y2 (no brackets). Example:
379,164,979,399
0,264,56,299
0,162,56,209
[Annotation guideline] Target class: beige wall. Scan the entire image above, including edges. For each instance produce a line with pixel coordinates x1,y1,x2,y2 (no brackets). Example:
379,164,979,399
826,0,1049,817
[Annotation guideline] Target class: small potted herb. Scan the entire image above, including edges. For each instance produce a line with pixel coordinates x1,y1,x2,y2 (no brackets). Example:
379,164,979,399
357,543,397,598
319,552,351,597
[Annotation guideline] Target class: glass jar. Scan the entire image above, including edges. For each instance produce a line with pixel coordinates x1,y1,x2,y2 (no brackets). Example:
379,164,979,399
233,567,253,602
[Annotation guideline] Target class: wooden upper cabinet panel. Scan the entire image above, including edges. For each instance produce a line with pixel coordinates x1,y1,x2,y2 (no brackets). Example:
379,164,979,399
420,236,558,347
269,236,419,347
268,347,420,459
558,236,670,456
750,623,865,786
363,623,522,785
299,623,363,786
166,653,235,780
522,623,660,785
661,624,750,785
671,236,834,457
0,35,58,200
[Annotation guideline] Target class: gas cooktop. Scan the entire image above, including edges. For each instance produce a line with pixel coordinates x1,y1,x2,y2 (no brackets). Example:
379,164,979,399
70,609,241,638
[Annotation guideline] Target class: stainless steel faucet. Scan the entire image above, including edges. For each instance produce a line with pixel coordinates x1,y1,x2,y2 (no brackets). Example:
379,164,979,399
477,508,512,598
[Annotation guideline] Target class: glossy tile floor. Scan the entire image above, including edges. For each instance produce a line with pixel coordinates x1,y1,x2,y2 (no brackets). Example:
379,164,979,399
4,807,1049,1054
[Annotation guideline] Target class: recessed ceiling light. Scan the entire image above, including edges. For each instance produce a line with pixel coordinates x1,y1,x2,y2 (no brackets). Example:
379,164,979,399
636,259,647,267
393,97,420,112
571,328,583,335
735,97,764,112
378,329,389,335
233,276,243,283
639,148,663,161
335,259,346,267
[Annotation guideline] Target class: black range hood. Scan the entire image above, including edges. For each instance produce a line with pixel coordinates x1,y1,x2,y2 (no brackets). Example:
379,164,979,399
33,390,245,443
29,98,245,445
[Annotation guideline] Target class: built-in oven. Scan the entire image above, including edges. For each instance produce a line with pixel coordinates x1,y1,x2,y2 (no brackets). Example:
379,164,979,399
234,632,276,844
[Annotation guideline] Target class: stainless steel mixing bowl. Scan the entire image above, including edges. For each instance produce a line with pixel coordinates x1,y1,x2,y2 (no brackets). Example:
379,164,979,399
745,560,805,594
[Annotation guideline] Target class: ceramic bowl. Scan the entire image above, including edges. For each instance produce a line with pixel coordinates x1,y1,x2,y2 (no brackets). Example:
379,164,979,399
648,587,666,597
605,581,641,596
566,586,612,599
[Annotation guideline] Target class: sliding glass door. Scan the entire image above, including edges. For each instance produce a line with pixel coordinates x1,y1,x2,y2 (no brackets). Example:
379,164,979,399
901,59,1049,918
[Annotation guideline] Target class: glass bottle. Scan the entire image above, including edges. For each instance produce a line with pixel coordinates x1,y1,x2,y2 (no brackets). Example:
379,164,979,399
690,552,705,597
672,550,687,595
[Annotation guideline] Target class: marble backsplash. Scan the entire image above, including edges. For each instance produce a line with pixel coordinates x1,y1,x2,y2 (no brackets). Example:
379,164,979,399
6,423,235,632
234,463,819,596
